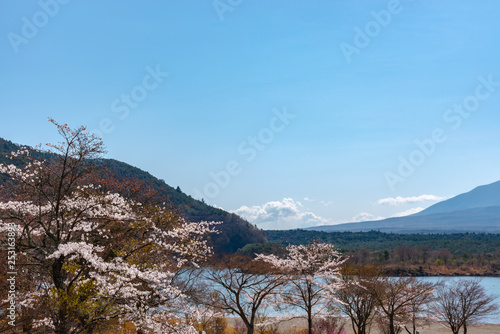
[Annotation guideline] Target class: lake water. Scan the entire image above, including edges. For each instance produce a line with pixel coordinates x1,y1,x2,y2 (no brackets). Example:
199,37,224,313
265,276,500,323
419,276,500,324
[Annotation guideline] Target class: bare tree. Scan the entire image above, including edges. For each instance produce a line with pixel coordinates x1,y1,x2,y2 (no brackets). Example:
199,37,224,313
433,279,499,334
393,247,417,264
435,249,453,265
334,264,380,334
402,280,438,334
204,255,285,334
372,276,437,334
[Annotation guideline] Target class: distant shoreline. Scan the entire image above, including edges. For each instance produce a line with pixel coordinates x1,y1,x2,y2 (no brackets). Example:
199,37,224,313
381,264,500,277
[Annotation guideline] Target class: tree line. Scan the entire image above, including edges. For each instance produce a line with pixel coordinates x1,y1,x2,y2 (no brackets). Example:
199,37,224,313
241,242,500,277
264,230,500,255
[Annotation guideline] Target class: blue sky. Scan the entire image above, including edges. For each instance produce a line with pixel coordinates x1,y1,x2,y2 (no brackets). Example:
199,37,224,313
1,1,500,229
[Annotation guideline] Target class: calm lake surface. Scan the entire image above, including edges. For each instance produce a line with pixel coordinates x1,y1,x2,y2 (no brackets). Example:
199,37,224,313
419,277,500,324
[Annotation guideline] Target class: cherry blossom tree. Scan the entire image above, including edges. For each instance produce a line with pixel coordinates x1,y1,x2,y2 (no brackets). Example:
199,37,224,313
0,119,219,334
256,242,346,334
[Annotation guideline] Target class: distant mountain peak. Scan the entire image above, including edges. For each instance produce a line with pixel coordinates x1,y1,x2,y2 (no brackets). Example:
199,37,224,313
307,180,500,234
414,180,500,216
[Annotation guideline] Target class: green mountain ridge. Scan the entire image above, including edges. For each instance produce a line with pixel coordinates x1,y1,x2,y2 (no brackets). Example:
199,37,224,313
0,137,267,253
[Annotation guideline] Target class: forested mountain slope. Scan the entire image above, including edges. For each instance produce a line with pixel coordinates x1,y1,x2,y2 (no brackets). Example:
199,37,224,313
0,137,266,253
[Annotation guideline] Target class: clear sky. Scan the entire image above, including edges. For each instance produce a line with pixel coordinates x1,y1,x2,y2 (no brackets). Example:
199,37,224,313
1,1,500,230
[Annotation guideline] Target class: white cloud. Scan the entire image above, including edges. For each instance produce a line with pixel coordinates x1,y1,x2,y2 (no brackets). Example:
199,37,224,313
351,207,425,224
351,212,385,222
391,207,425,217
377,194,446,206
232,198,328,230
320,200,334,207
303,197,314,202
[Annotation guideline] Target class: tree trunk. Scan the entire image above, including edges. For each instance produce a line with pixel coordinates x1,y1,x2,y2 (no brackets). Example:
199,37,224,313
389,315,395,334
404,317,417,334
53,258,70,334
22,320,33,334
54,305,71,334
359,322,366,334
246,324,254,334
55,319,70,334
351,319,358,334
353,317,368,334
463,322,467,334
308,310,313,334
